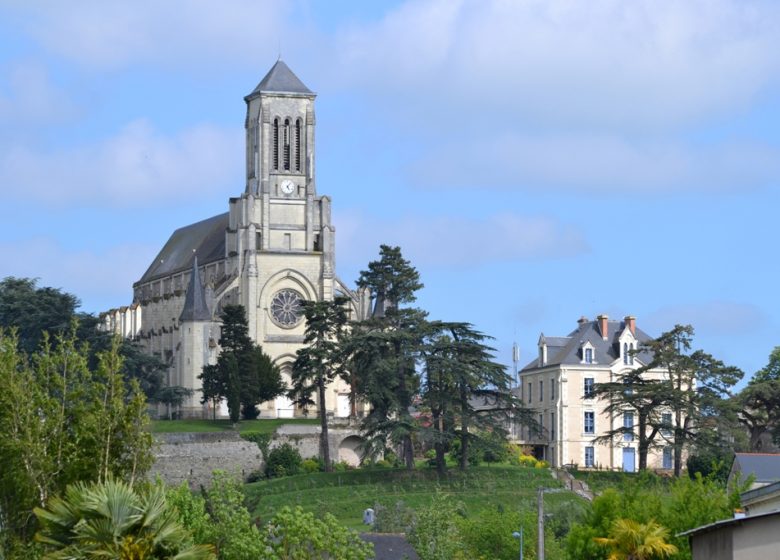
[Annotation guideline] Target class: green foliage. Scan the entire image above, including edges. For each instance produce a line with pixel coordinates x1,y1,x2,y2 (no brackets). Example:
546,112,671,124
200,305,284,422
260,506,373,560
301,458,322,473
0,277,79,356
265,444,303,478
0,329,152,542
593,518,678,560
407,494,463,560
242,432,273,459
290,297,350,471
34,479,214,559
566,473,737,560
351,245,425,469
373,501,415,534
167,474,264,560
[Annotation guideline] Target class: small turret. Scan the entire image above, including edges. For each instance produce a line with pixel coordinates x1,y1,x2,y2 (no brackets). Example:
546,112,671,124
180,257,211,322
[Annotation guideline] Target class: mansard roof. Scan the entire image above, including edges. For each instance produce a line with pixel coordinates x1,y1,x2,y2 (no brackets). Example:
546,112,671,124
246,59,313,99
179,257,211,322
136,213,228,285
522,317,654,371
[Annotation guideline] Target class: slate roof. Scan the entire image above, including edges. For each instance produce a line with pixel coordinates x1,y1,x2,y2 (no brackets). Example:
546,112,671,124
731,453,780,484
678,509,780,538
246,59,313,98
136,213,228,285
179,257,211,322
521,318,654,371
359,534,419,560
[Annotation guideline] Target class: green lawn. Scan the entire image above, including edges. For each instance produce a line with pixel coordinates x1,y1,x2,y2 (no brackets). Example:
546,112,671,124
149,418,319,435
245,465,585,530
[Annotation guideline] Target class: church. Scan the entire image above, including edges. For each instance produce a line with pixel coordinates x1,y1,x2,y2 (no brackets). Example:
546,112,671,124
103,61,371,418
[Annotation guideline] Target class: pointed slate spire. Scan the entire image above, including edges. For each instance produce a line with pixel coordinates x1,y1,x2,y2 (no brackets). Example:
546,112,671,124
179,257,211,322
246,59,313,98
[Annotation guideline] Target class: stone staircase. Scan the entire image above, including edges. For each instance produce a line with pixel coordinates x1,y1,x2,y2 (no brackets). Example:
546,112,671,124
552,468,594,501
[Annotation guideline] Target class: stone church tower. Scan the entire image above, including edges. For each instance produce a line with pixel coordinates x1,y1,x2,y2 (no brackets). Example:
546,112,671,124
108,61,371,418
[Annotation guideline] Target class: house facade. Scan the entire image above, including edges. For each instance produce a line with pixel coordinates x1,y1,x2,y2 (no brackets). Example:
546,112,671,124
518,314,675,471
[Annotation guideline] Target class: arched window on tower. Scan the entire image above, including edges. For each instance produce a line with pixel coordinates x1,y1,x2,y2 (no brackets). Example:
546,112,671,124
295,118,302,172
272,118,279,170
283,118,291,170
623,342,629,365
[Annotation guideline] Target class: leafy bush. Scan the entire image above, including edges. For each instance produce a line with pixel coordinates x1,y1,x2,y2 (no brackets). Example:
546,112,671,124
261,506,373,560
408,494,464,560
167,472,264,560
301,458,322,473
241,432,272,459
373,501,415,534
265,443,303,478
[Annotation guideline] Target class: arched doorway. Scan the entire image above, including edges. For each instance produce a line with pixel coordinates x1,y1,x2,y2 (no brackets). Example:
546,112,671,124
338,435,364,467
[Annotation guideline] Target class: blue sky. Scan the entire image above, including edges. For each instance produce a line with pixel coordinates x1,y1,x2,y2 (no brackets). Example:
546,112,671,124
1,0,778,382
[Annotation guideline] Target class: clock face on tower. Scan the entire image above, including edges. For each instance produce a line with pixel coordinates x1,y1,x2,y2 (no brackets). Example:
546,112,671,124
280,179,296,195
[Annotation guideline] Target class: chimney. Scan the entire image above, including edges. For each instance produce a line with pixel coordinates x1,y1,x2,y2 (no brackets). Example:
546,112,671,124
577,316,589,327
597,315,609,340
624,315,636,336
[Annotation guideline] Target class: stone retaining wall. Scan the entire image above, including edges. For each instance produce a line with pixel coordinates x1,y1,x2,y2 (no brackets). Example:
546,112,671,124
150,426,364,488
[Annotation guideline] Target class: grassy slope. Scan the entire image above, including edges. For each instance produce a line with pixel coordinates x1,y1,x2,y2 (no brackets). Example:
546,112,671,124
245,465,583,530
149,418,318,434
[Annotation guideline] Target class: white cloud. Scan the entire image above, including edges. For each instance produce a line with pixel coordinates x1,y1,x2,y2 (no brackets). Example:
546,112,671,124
0,119,242,207
18,0,295,70
0,238,157,313
335,210,588,268
332,0,780,128
409,133,780,193
0,61,78,127
645,301,767,336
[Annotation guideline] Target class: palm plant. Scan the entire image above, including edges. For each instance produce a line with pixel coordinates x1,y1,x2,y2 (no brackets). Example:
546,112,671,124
594,518,678,560
34,479,214,560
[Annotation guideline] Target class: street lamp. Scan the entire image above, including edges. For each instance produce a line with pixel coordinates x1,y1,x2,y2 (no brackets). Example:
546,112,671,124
511,528,524,560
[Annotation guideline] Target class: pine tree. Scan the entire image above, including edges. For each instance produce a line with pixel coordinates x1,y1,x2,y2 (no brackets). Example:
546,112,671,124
290,297,350,471
352,245,424,469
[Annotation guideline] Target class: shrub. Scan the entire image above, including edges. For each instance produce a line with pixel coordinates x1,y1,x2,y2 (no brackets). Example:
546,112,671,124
242,432,272,459
265,443,303,478
301,458,322,473
373,501,415,534
261,506,373,560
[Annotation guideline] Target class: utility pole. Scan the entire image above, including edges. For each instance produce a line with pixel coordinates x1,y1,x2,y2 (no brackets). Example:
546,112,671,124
537,486,544,560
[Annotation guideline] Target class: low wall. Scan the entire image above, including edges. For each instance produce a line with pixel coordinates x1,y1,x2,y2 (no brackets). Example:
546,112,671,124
150,426,364,488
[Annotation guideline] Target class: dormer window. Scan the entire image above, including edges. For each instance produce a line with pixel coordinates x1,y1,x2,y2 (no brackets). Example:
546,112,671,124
581,341,595,364
623,342,629,365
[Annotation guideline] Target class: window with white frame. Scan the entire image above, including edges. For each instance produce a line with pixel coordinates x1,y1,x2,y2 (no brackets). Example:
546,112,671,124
585,347,593,364
663,447,673,469
585,446,595,468
584,411,595,434
551,379,556,401
538,414,544,438
623,412,634,441
623,342,629,365
584,377,594,399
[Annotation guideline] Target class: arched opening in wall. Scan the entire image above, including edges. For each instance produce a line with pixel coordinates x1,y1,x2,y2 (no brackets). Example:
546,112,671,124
275,364,294,418
338,436,364,467
273,118,279,170
294,118,302,172
283,118,291,170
